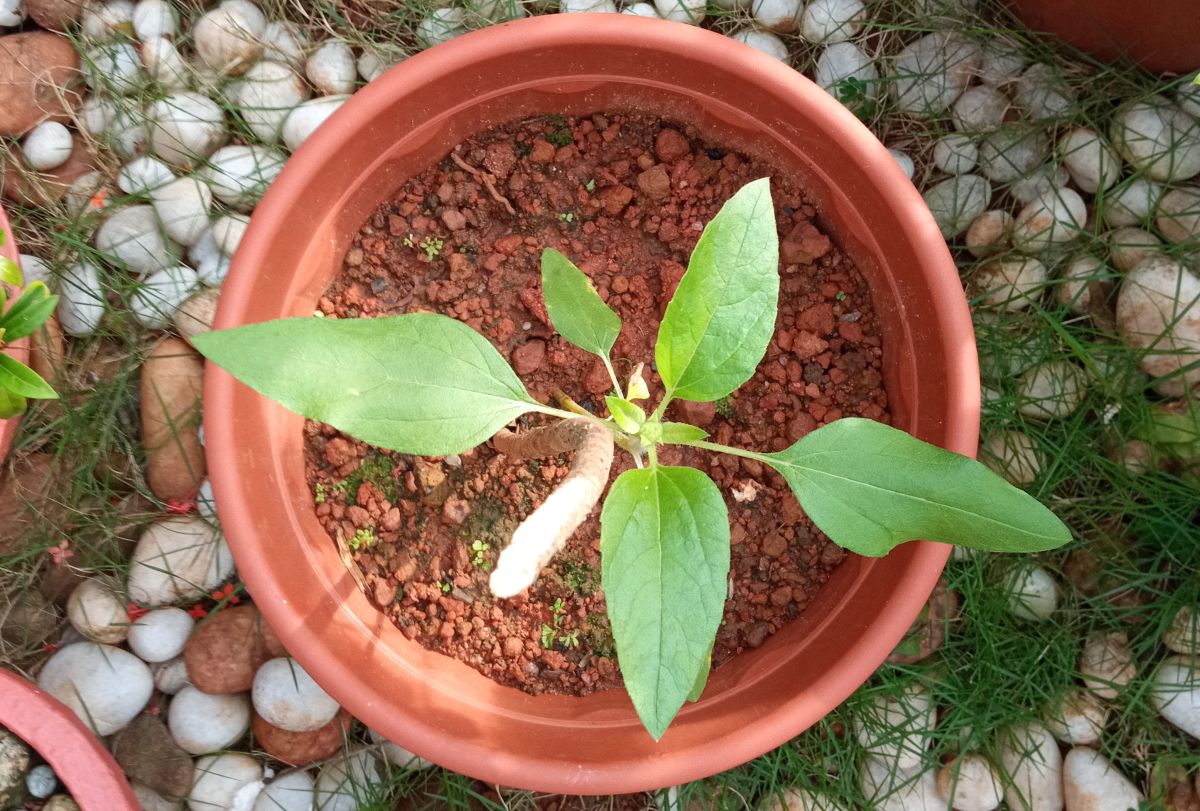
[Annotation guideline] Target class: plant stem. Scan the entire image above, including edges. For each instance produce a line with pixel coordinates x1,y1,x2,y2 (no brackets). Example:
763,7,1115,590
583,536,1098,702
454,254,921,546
683,439,774,465
602,355,625,399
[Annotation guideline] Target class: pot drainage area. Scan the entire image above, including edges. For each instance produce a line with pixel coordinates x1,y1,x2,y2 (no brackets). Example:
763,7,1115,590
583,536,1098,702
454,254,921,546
1,0,1198,809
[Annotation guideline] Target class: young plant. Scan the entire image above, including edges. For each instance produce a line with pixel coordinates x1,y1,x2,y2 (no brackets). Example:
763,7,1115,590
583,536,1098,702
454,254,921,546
194,178,1071,740
0,234,59,419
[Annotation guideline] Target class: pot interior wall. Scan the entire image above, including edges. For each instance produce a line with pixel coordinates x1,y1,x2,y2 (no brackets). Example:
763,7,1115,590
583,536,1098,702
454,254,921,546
212,17,971,793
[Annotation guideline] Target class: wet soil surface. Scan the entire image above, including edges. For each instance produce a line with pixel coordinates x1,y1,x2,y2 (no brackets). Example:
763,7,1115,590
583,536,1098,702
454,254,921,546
304,112,889,697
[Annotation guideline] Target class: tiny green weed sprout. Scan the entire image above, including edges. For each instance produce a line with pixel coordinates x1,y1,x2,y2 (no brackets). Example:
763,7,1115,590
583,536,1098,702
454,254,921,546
558,212,574,223
470,539,491,568
419,236,443,259
349,528,376,550
0,235,60,420
314,482,327,504
195,178,1071,740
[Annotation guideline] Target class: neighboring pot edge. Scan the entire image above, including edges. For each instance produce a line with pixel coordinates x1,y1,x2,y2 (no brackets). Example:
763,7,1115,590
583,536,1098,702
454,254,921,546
1007,0,1200,74
0,203,29,462
205,15,976,794
0,669,139,811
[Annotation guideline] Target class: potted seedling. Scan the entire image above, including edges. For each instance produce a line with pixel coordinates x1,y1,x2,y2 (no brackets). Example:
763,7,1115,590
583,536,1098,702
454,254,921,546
198,178,1069,740
200,15,1014,793
0,211,59,460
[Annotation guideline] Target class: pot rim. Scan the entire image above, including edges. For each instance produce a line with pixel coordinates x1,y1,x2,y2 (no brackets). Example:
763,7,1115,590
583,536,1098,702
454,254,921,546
206,14,974,793
0,669,140,810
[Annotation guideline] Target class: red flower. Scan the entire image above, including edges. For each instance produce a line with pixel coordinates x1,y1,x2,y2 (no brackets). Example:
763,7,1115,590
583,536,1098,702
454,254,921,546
210,582,241,605
166,498,196,515
127,603,150,622
42,643,59,654
188,604,208,621
47,540,73,566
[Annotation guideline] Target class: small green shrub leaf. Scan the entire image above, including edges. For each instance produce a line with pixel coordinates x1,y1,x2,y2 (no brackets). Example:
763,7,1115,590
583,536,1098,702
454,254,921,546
0,256,21,287
193,313,544,455
541,248,621,359
0,282,59,341
605,396,645,434
764,419,1071,556
0,388,26,419
686,645,712,703
658,423,709,445
600,466,729,739
0,354,56,400
655,178,779,403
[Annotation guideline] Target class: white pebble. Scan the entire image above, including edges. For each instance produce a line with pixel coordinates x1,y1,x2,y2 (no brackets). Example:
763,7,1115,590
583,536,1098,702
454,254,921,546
367,727,434,770
932,134,977,174
95,205,178,276
66,577,129,644
1163,606,1199,655
252,657,340,733
1008,163,1069,207
133,0,178,40
621,2,659,15
132,266,200,329
306,40,357,96
21,122,74,172
200,145,286,212
1045,690,1108,746
952,85,1009,132
1013,62,1076,120
972,256,1048,311
1107,226,1162,273
655,0,704,23
1102,177,1166,228
152,656,191,695
281,95,349,152
814,42,878,104
977,36,1026,86
128,517,235,607
1012,187,1087,254
854,684,934,771
997,723,1062,811
252,770,314,811
261,20,310,69
1116,256,1200,395
750,0,802,33
37,643,153,736
1059,128,1122,194
1079,631,1136,700
889,31,981,118
117,156,175,195
730,29,789,63
935,753,1003,811
416,8,467,45
887,148,914,180
169,686,252,755
357,45,404,82
977,126,1049,183
798,0,863,43
142,37,191,91
151,176,213,248
212,214,250,258
980,430,1042,486
229,60,310,142
1015,360,1087,420
198,479,218,522
83,41,143,95
25,765,57,799
1112,96,1200,184
1054,252,1108,314
193,3,265,76
1155,185,1200,244
860,758,941,811
965,210,1012,257
57,259,106,336
0,0,25,26
1151,656,1200,739
16,254,54,289
1062,748,1144,811
81,0,134,41
314,750,384,811
922,174,991,239
189,753,263,811
1004,565,1058,621
147,92,228,167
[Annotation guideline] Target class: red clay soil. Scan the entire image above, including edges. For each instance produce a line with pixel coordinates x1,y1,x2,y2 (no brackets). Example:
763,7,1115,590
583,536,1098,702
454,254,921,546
304,112,889,697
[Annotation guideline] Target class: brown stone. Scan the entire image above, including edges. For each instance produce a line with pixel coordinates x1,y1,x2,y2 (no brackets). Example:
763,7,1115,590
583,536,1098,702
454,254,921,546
0,453,64,556
0,32,80,137
636,164,671,200
511,339,545,375
528,139,555,163
253,709,352,766
2,139,96,207
112,714,194,800
25,0,86,31
654,128,690,163
597,184,634,216
184,605,279,694
140,338,206,501
780,220,832,265
671,400,716,427
761,531,788,558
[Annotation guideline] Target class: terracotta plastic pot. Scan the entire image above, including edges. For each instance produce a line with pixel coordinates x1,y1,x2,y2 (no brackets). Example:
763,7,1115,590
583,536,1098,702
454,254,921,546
1007,0,1200,74
0,203,29,462
206,15,977,794
0,669,139,810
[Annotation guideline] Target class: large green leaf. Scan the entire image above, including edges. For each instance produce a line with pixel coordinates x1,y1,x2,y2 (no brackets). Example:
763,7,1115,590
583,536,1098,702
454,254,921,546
763,419,1071,557
0,354,56,400
0,282,59,341
600,466,730,739
655,178,779,403
192,313,545,455
541,249,621,359
0,256,21,288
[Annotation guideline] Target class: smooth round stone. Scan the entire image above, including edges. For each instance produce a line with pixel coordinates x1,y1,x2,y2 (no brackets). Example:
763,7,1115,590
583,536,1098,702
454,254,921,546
798,0,863,43
922,174,991,239
860,758,940,809
1079,631,1136,700
37,643,153,735
26,764,57,799
252,770,315,811
199,145,285,212
749,0,801,32
117,156,175,196
66,577,129,644
1045,689,1109,746
935,753,1003,811
188,753,262,811
21,121,74,171
1004,566,1058,621
1102,177,1166,227
814,42,878,104
152,656,191,695
971,256,1049,312
1163,606,1199,655
854,684,934,771
1116,256,1200,395
1015,360,1087,420
185,605,283,694
314,750,384,811
889,31,981,118
168,686,251,755
1054,252,1110,316
128,517,234,607
965,210,1012,257
228,60,309,142
1151,657,1200,738
1112,96,1200,183
128,607,195,663
131,265,200,329
57,259,105,337
281,95,349,152
252,658,339,733
978,126,1049,184
952,85,1009,132
977,35,1026,86
0,731,29,805
94,205,178,276
1062,748,1144,810
1012,187,1086,254
932,134,977,174
1009,164,1069,207
1013,62,1076,120
368,727,435,770
254,709,351,766
1059,128,1122,194
998,723,1062,811
1155,185,1200,244
730,28,789,63
887,148,915,181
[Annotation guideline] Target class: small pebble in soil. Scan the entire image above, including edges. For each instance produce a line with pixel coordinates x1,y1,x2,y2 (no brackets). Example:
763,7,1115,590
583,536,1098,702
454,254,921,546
252,657,340,732
25,764,57,798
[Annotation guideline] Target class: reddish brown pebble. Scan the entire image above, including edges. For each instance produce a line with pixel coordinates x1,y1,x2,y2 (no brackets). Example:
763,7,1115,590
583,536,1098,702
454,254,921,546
511,339,546,375
672,400,716,427
637,164,671,200
253,709,352,766
780,220,832,265
0,32,80,137
761,531,788,558
597,184,634,216
183,605,278,694
654,128,690,163
528,139,555,163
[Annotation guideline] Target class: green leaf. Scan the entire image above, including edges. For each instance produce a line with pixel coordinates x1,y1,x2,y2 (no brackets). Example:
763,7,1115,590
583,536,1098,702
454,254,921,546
686,645,712,703
0,282,59,341
658,422,709,445
0,256,20,288
605,396,645,434
192,312,545,455
0,388,26,419
655,178,779,403
762,419,1071,557
0,354,57,400
540,248,622,359
600,466,730,740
